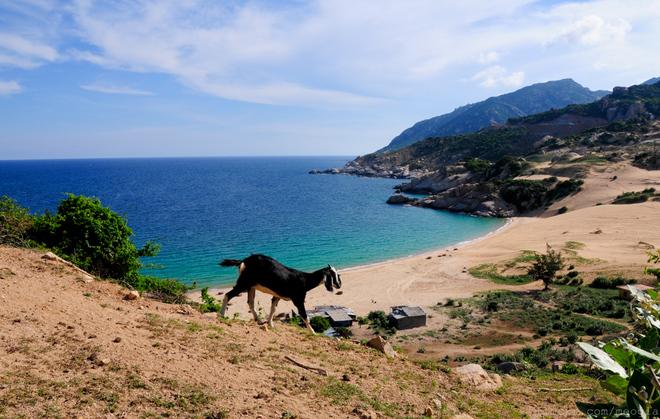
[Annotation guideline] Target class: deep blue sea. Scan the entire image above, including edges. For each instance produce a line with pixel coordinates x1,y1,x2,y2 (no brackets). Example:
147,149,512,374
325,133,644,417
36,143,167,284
0,157,504,287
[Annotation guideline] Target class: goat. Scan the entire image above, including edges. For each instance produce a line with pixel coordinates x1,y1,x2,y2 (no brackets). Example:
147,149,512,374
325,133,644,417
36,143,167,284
218,254,341,332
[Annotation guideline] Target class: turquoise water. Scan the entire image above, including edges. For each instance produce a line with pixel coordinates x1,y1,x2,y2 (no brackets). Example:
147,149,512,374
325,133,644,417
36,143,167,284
0,157,504,287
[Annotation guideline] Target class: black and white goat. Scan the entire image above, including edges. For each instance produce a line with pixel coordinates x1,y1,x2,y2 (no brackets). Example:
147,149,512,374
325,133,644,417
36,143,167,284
218,254,342,332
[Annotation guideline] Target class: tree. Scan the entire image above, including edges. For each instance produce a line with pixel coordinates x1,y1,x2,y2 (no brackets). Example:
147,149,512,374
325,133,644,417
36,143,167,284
0,196,34,247
31,194,159,281
528,244,564,290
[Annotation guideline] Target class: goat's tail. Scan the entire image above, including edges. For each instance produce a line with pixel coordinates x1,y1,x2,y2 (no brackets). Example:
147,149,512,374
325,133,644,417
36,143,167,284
219,258,243,267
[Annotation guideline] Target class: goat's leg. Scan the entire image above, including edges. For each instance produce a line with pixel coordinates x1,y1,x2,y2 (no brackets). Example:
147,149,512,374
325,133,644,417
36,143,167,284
219,286,244,317
266,297,280,328
247,287,259,322
293,299,315,335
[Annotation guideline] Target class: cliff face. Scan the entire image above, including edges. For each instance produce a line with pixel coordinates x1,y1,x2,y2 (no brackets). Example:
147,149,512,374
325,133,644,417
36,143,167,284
382,79,608,152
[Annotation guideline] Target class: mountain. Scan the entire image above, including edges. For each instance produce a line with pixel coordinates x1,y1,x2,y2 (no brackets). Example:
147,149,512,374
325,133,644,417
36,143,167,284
311,81,660,216
644,77,660,85
381,79,609,152
340,81,660,178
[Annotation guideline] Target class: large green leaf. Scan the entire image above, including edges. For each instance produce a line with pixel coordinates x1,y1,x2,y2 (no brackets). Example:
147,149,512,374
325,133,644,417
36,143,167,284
578,342,629,378
623,342,660,363
605,342,636,371
638,329,660,352
602,374,629,396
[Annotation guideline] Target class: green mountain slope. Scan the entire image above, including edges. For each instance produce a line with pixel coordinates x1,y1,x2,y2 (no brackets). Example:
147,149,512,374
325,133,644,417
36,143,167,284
382,79,608,152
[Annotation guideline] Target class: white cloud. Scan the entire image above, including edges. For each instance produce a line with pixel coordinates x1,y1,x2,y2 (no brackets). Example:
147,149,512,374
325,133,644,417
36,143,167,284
0,80,21,96
80,83,153,96
478,51,500,64
2,0,660,106
472,66,525,89
553,15,631,46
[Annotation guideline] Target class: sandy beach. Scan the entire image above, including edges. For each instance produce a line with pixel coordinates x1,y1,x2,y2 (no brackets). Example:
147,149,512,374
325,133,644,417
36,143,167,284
187,162,660,318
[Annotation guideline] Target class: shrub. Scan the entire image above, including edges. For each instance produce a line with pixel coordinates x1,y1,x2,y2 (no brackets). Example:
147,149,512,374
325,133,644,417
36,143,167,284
528,245,564,290
310,316,331,333
199,287,222,312
612,188,657,204
335,327,353,338
366,310,396,336
1,194,188,302
32,194,160,281
589,276,636,289
0,196,35,246
561,363,579,375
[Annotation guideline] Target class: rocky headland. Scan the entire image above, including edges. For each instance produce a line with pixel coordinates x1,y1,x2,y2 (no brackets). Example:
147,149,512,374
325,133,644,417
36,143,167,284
311,81,660,217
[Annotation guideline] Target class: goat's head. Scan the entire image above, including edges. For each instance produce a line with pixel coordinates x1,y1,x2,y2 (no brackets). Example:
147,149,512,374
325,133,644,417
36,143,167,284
324,265,342,291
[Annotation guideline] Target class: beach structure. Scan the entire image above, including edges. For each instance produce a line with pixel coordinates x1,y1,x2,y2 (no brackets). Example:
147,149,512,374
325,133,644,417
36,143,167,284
388,306,427,330
616,284,654,300
307,305,355,327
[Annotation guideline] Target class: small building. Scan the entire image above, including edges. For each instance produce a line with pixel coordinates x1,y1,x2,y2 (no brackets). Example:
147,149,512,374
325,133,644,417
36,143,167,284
617,284,654,300
307,305,355,328
325,309,353,328
388,306,427,330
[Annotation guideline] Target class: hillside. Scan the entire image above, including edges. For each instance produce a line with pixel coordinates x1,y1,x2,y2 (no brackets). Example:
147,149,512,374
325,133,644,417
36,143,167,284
382,79,607,152
0,246,620,418
312,81,660,217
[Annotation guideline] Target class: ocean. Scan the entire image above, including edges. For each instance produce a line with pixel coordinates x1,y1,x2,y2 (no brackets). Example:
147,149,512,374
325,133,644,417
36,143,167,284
0,157,504,287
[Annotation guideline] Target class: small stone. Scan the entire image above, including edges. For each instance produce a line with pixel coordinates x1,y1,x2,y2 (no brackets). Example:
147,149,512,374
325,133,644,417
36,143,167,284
98,358,111,366
42,252,58,261
88,334,97,339
254,391,269,399
366,336,397,358
432,399,442,409
424,406,434,417
113,337,122,343
123,290,140,300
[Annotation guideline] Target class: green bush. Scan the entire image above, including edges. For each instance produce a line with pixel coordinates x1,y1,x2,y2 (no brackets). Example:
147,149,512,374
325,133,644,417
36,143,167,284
0,196,35,246
32,194,160,281
589,276,636,289
612,188,658,204
366,310,396,336
310,316,331,333
1,194,188,302
199,287,222,312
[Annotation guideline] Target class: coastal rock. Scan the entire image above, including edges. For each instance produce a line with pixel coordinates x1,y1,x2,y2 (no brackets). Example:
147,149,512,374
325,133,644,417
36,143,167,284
386,194,413,205
416,183,516,217
366,336,397,358
453,364,502,391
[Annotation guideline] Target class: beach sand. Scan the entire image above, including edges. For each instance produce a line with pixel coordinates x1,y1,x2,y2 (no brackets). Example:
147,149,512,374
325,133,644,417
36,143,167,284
190,201,660,317
189,163,660,318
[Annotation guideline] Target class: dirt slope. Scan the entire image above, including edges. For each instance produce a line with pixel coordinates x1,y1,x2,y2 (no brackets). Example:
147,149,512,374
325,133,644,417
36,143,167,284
0,246,614,418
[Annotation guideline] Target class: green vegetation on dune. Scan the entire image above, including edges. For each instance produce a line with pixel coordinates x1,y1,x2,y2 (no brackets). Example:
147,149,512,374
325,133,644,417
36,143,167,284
479,290,625,337
612,188,658,204
469,263,534,285
0,194,189,302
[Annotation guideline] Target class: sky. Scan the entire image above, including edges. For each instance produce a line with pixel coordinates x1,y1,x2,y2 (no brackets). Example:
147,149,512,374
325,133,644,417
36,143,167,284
0,0,659,160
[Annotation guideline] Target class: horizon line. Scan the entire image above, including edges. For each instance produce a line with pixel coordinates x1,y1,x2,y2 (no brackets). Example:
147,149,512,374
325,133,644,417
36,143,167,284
0,154,359,162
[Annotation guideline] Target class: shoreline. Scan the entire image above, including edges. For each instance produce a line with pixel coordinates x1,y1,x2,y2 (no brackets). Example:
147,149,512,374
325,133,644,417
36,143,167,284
338,216,516,274
187,201,660,317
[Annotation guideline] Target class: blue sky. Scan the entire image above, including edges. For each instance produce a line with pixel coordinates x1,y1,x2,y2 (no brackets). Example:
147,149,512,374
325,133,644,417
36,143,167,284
1,0,659,159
